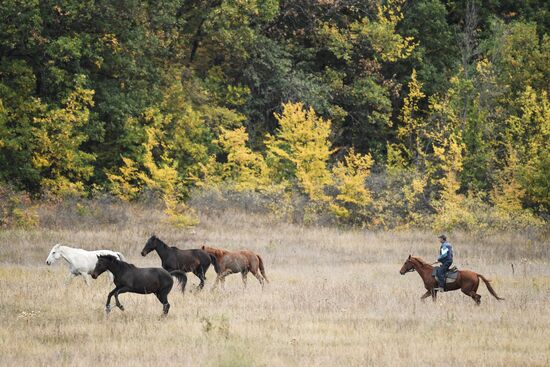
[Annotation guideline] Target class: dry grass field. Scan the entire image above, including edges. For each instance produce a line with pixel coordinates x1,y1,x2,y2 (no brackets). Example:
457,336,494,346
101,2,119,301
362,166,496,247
1,207,549,367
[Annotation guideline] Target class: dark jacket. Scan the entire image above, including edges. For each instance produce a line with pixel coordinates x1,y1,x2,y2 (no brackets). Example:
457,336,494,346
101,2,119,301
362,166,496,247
437,241,453,263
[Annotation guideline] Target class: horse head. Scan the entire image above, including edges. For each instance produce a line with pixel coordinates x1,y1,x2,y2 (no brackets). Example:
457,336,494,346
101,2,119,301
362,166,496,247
141,235,159,256
91,254,118,279
399,255,415,275
46,244,62,265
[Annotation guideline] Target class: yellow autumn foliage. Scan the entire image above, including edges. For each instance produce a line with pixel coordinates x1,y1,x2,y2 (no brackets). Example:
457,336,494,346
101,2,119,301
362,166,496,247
432,132,476,230
350,0,416,63
216,126,270,191
197,102,376,222
266,102,334,202
107,122,198,226
31,84,95,197
332,149,373,217
106,157,141,201
384,71,429,227
398,69,427,161
491,145,543,228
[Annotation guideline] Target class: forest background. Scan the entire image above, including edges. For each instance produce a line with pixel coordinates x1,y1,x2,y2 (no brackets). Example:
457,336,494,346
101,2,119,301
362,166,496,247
1,0,549,232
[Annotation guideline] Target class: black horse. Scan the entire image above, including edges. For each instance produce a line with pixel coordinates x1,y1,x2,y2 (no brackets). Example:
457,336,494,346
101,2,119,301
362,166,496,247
91,255,187,315
141,235,217,290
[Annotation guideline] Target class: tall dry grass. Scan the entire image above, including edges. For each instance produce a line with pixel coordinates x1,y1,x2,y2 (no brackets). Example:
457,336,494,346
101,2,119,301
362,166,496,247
0,202,549,366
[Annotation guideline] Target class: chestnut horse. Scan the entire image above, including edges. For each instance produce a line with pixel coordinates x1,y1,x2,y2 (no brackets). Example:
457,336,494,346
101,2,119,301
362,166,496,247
399,255,504,305
201,245,268,289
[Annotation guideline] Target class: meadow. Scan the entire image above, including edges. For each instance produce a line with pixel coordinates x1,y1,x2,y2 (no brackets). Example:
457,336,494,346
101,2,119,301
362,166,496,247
1,205,549,367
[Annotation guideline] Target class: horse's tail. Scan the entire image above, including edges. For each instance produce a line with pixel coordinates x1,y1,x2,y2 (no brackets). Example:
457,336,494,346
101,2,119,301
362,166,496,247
478,274,504,300
115,252,126,262
209,254,219,274
170,270,187,294
258,255,268,283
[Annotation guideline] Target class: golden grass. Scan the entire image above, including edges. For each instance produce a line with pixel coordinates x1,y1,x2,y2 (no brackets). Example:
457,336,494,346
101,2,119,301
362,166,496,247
0,209,549,366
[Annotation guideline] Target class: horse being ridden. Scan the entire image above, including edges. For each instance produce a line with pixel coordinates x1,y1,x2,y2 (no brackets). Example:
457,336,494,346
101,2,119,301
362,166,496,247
46,244,125,285
91,255,187,315
399,255,504,305
141,235,215,290
201,245,268,289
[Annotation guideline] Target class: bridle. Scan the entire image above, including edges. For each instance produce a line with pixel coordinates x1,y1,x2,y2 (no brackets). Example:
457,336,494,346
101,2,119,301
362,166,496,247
403,262,416,273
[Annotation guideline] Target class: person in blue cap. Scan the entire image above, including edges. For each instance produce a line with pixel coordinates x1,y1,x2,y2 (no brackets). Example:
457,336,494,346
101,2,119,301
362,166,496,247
435,234,453,292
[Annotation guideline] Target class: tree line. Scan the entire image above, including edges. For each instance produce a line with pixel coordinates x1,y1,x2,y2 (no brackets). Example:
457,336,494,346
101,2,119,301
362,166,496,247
1,0,549,230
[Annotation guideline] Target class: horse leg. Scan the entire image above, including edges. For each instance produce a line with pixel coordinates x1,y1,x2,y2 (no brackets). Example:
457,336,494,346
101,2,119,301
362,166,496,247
114,287,132,311
431,288,438,302
461,278,482,305
462,288,481,305
473,293,481,305
82,273,92,286
211,265,224,291
216,270,232,290
467,291,481,305
194,268,205,290
65,272,77,285
241,271,248,289
155,291,170,316
221,273,227,289
211,275,225,291
105,287,120,313
211,274,220,290
420,290,431,301
251,269,265,289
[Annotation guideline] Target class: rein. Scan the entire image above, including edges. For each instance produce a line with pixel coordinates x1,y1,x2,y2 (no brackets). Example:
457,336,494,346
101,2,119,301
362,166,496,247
405,260,438,274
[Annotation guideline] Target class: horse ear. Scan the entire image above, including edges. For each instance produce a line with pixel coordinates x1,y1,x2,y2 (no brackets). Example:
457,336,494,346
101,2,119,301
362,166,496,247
408,254,411,259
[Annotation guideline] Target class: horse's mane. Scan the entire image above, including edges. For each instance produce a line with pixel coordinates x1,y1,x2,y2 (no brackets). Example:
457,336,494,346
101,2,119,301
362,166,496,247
54,243,71,252
98,254,119,262
202,246,229,257
55,244,80,252
150,235,169,248
411,256,431,266
49,244,62,254
54,244,74,255
98,254,134,268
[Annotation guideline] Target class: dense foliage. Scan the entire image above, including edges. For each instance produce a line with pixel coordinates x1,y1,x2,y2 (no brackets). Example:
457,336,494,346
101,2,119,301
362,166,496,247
1,0,549,230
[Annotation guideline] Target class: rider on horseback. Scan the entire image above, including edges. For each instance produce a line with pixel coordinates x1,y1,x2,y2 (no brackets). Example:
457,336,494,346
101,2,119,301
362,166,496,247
435,235,453,292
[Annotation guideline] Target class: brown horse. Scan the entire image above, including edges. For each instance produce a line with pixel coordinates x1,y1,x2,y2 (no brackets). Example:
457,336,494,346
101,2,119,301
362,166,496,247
201,245,268,289
399,255,504,305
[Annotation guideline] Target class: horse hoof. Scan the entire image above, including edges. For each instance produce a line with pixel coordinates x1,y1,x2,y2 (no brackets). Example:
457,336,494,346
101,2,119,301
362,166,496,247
118,305,125,311
105,305,112,313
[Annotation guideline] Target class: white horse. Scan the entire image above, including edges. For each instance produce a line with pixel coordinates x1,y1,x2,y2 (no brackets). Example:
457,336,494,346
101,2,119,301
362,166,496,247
45,244,125,285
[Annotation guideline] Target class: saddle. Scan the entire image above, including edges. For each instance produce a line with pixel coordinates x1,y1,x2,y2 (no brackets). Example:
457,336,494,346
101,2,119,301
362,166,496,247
432,266,459,284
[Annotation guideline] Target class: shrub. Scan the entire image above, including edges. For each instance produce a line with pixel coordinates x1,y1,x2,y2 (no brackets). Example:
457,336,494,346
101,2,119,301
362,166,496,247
0,185,38,228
